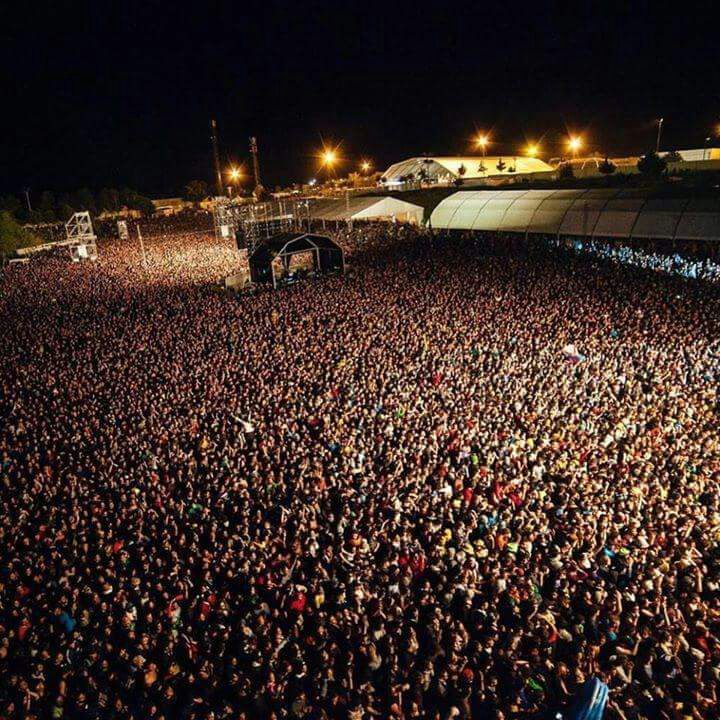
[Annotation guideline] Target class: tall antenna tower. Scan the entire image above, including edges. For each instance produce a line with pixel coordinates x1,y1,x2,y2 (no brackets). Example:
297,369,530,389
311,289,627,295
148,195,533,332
210,119,223,196
249,136,265,197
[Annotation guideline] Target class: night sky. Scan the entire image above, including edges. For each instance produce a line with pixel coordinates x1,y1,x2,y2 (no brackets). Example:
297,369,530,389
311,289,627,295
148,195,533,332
3,1,719,197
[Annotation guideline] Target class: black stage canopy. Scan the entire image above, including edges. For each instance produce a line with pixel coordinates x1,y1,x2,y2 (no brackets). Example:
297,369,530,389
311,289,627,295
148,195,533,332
248,232,345,287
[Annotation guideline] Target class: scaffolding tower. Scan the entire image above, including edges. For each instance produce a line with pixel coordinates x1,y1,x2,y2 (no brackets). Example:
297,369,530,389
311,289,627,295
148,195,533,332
65,211,98,262
65,211,97,244
213,198,314,256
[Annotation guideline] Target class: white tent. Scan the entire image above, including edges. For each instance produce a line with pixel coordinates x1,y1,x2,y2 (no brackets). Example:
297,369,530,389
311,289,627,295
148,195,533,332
309,196,424,224
429,188,720,241
381,156,554,186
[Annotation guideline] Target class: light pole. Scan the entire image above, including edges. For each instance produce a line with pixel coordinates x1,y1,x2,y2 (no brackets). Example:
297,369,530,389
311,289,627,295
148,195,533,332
703,136,712,160
475,134,489,175
318,149,338,187
227,167,241,198
656,118,664,153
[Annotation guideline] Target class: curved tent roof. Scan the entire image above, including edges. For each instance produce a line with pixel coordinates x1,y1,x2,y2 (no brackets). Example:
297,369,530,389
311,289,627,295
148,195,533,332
249,232,341,263
381,156,554,184
429,189,720,241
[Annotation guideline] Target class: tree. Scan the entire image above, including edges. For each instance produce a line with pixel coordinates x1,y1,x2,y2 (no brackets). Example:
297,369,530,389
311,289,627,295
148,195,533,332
637,152,667,177
496,158,506,172
73,188,96,214
57,203,75,222
457,164,467,177
37,191,56,222
558,162,575,179
133,194,156,216
119,187,136,208
118,188,155,215
98,188,121,213
0,194,22,219
598,158,616,175
184,180,210,202
0,211,39,258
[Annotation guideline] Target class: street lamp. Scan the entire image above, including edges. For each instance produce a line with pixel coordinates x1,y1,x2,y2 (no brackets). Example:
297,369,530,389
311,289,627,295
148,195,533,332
525,143,539,158
703,136,712,160
226,166,242,197
567,136,583,157
316,146,342,183
475,134,489,157
322,150,337,167
360,160,372,173
656,118,664,153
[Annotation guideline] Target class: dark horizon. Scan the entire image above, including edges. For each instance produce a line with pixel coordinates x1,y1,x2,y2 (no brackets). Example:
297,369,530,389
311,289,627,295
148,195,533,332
3,1,719,198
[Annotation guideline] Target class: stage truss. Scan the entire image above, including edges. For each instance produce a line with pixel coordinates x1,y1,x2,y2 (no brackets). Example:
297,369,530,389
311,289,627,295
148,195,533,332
213,198,313,256
66,211,97,244
65,211,98,261
17,211,99,260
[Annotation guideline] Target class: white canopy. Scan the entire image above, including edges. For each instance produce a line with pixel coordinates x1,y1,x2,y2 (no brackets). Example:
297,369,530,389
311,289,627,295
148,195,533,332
429,188,720,241
382,156,554,185
309,196,423,223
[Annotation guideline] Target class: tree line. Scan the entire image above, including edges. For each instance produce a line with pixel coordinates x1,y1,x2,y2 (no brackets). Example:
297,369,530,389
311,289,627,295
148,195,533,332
0,187,155,225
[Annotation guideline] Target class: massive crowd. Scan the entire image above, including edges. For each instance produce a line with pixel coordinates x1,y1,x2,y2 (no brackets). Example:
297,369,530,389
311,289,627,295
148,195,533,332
1,223,719,720
554,238,720,283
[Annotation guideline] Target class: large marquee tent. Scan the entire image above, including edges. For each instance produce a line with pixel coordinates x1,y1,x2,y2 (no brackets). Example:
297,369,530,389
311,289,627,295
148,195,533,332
429,188,720,240
381,156,554,186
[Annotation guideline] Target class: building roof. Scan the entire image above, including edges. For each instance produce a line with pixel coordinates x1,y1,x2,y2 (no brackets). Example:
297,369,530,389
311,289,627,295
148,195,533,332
429,188,720,240
382,156,554,183
152,197,185,207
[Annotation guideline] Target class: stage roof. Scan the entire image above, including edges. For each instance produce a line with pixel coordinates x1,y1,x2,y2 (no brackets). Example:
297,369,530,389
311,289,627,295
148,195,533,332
429,188,720,240
249,232,340,261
